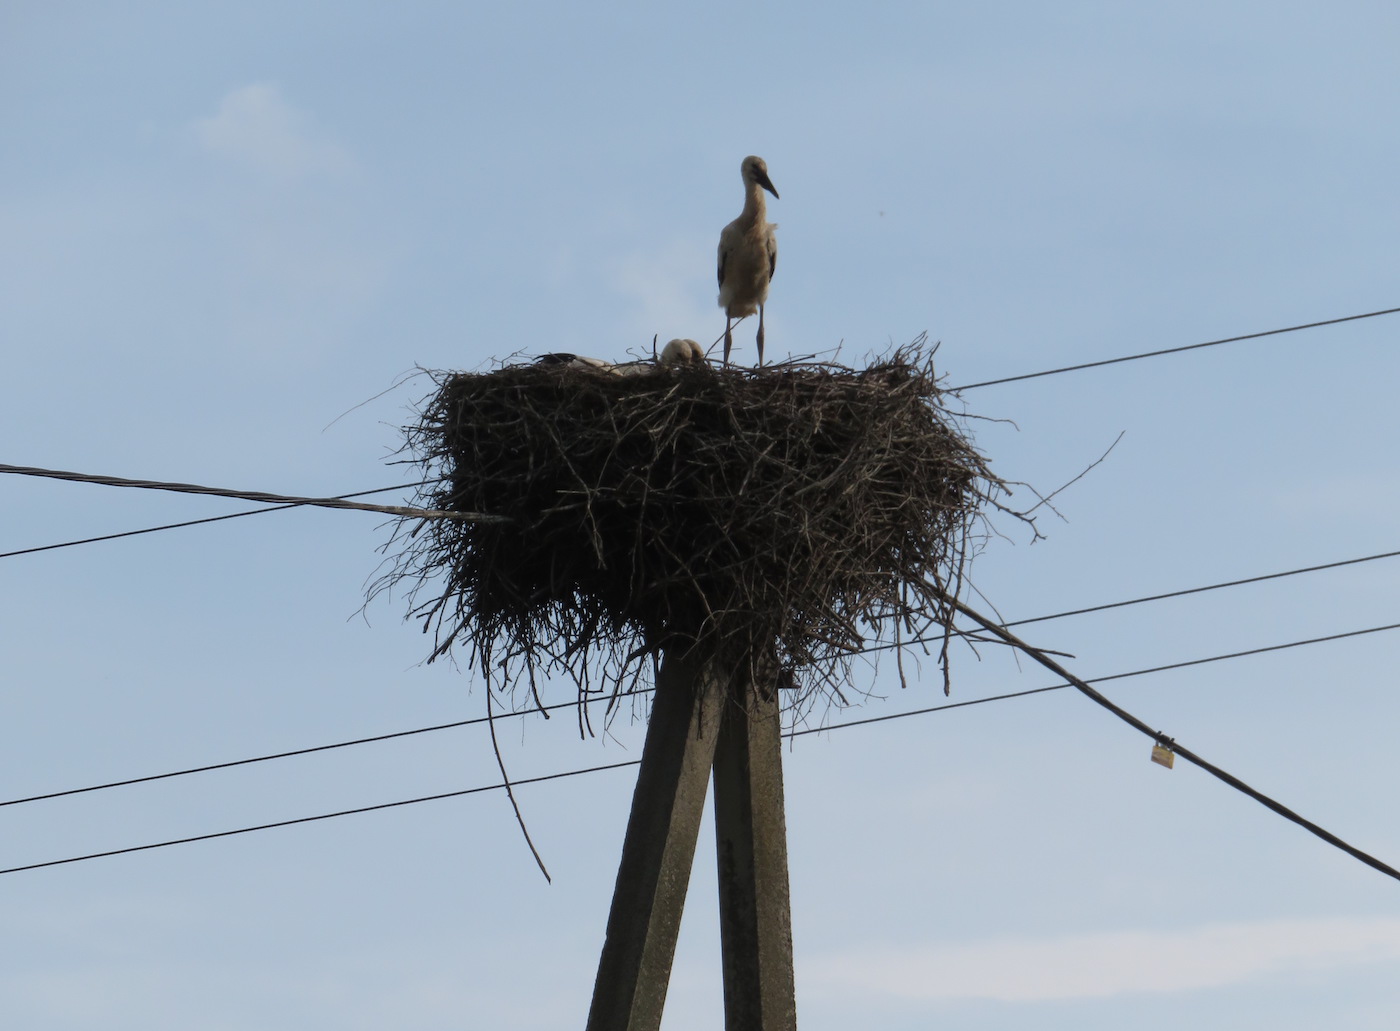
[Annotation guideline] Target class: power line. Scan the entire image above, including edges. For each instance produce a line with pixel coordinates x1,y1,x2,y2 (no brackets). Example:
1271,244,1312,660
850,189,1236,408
5,581,1397,812
812,620,1400,736
853,547,1400,658
0,464,502,523
947,595,1400,884
5,316,1395,877
0,760,642,876
8,303,1399,548
9,304,1398,556
0,706,575,807
1004,547,1400,627
4,618,1398,876
949,304,1400,391
0,482,437,561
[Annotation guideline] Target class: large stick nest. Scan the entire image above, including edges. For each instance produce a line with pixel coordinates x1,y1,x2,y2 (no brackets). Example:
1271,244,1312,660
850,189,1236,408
377,341,1012,712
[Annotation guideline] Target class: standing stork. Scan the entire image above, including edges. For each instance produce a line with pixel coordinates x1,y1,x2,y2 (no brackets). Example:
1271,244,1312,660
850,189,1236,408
717,155,779,366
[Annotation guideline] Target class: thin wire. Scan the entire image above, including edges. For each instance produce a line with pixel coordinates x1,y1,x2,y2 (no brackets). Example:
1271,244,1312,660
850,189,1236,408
5,620,1399,878
0,760,641,876
1005,548,1400,627
0,464,502,523
949,305,1400,391
856,547,1400,658
946,595,1400,883
0,482,439,561
794,620,1400,737
0,703,591,807
8,618,1396,810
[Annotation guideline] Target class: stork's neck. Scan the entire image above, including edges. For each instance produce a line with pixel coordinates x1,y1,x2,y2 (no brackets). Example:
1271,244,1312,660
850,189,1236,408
741,181,768,223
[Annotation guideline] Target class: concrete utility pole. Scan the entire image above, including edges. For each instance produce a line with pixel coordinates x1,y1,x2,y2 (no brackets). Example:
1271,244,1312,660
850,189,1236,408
585,649,797,1031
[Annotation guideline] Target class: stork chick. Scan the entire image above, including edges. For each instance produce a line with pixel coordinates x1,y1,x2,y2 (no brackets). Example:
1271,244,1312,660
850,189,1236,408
536,341,704,376
659,338,705,365
717,155,779,366
610,339,705,374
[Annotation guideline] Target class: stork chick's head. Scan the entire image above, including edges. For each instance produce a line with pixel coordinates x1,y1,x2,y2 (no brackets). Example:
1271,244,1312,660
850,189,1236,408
741,155,779,200
660,338,706,366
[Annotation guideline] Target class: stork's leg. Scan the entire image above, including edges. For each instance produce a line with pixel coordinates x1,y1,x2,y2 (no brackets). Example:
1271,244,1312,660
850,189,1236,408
724,318,734,366
756,305,766,367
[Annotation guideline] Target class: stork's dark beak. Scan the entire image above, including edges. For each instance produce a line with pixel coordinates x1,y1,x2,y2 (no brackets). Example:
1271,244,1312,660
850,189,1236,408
756,170,779,200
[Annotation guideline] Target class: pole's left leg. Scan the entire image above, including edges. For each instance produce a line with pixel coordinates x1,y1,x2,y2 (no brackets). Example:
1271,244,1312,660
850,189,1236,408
586,648,730,1031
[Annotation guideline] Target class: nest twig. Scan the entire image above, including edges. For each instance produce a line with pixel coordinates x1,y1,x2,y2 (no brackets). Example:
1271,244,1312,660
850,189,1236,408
372,339,1021,716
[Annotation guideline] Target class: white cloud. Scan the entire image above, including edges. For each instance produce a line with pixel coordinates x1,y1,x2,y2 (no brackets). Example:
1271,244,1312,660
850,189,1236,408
194,83,351,180
805,916,1400,1003
611,236,723,356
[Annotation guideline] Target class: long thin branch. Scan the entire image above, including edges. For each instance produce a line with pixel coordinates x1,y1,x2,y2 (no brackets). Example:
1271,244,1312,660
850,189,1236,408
486,685,552,882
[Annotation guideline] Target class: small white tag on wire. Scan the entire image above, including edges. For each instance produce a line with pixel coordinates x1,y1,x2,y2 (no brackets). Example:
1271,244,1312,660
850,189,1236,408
1151,742,1175,769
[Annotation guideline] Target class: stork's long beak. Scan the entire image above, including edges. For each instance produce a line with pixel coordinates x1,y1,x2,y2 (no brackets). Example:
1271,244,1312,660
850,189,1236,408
755,170,779,200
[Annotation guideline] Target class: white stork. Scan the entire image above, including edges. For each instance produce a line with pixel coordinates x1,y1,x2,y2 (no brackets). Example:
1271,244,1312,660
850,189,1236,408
717,155,779,366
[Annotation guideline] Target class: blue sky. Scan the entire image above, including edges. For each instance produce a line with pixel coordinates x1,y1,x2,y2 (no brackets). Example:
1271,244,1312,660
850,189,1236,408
4,2,1400,1028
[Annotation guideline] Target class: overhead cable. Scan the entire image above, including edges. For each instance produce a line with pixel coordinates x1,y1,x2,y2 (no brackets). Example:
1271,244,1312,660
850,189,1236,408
5,620,1400,879
0,481,437,560
6,619,1398,812
947,595,1400,883
950,305,1400,391
0,464,500,523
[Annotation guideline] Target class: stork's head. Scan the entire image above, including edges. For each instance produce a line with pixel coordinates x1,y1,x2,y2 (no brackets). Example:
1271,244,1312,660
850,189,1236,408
660,338,706,366
741,155,779,200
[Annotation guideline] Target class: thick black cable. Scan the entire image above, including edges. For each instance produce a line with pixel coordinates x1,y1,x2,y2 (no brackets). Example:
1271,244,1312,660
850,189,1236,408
0,464,500,523
0,482,438,561
947,595,1400,883
949,305,1400,391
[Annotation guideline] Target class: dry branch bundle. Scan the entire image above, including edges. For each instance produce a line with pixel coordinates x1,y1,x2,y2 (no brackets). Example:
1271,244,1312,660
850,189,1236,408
378,341,1011,712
